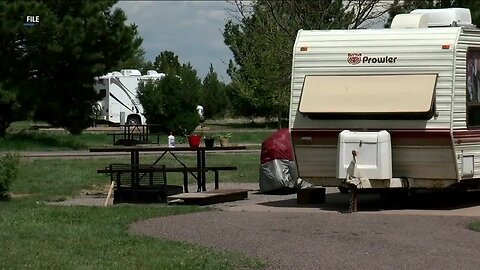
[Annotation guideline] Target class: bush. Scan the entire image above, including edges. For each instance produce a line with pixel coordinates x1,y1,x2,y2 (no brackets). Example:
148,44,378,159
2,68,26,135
138,65,202,135
469,220,480,232
0,153,20,200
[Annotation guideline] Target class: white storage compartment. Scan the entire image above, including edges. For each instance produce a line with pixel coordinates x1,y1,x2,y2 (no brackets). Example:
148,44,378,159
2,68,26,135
337,130,392,179
462,155,474,177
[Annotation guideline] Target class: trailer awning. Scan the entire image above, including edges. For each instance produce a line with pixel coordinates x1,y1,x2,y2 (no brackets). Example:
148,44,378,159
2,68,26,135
298,74,438,119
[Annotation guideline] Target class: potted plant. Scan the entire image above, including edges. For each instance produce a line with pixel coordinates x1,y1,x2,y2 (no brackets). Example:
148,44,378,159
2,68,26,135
183,127,202,148
217,132,232,147
203,134,215,147
186,134,201,147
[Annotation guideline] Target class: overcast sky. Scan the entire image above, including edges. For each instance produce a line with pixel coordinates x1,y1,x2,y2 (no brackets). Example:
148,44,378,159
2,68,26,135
115,1,235,82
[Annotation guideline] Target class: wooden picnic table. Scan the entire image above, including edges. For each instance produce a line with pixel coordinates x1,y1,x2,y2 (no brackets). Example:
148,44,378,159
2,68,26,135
90,145,247,192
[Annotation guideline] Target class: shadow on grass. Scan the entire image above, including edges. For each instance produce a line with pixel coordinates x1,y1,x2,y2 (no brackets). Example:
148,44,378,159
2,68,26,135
3,131,87,150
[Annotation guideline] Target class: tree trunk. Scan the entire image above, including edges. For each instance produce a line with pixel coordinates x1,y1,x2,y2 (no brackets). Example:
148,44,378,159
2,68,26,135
0,121,8,138
277,112,282,129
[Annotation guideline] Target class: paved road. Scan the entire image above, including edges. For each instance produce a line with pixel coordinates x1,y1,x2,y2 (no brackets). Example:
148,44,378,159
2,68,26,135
130,189,480,270
0,147,260,159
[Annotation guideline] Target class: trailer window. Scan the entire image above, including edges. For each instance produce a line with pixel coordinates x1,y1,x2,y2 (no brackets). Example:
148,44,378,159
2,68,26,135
298,74,437,119
467,49,480,127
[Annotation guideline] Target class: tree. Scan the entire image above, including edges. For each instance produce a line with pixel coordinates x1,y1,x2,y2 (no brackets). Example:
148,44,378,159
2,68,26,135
138,55,202,135
387,0,480,27
0,85,22,137
153,51,182,75
140,61,156,75
224,0,395,127
0,0,142,135
202,64,228,119
115,46,160,75
115,47,147,70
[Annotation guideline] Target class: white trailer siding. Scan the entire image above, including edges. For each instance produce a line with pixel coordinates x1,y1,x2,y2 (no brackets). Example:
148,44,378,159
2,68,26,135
453,29,480,180
290,28,460,130
290,28,462,188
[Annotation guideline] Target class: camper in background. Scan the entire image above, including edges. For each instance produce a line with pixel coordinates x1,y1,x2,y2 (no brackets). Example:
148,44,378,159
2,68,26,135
93,69,165,125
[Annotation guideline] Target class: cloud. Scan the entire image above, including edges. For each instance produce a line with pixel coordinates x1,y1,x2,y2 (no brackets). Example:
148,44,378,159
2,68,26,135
115,1,233,81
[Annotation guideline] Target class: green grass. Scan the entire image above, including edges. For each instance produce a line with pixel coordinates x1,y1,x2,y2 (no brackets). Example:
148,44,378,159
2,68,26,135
0,131,112,151
0,155,265,269
204,119,288,130
12,153,260,199
0,122,274,151
0,201,264,269
469,220,480,232
201,130,273,144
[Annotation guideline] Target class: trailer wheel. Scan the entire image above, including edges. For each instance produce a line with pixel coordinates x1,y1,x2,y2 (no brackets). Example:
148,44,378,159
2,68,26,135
126,115,141,125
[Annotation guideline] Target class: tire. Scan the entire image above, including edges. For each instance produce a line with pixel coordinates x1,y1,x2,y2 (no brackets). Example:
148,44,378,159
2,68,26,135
126,115,141,125
92,103,102,118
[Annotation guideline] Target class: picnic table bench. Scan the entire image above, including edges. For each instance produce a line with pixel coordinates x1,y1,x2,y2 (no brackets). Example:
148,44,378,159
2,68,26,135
97,164,237,193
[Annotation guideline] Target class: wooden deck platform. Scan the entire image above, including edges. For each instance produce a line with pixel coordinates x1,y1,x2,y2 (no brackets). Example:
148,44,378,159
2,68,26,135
167,189,249,205
114,185,183,204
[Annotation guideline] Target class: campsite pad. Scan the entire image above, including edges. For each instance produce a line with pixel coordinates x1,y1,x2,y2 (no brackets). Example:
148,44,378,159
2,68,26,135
167,189,249,205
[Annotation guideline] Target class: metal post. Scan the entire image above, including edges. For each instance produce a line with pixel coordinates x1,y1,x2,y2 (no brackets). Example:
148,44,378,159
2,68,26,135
120,111,125,125
352,189,358,212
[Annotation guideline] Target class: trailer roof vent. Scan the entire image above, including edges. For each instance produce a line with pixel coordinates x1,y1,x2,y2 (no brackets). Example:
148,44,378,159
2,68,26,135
146,70,159,75
120,69,141,76
391,13,428,29
410,8,473,27
142,71,165,79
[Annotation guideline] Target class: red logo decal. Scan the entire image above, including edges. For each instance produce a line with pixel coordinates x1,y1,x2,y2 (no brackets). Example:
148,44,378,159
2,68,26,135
347,53,362,65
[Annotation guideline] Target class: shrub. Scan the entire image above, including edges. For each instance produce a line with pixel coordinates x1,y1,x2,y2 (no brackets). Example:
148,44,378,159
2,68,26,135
469,220,480,232
0,153,21,200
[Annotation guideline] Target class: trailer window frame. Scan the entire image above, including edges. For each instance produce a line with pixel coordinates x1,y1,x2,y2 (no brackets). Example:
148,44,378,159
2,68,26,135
298,74,437,120
466,48,480,128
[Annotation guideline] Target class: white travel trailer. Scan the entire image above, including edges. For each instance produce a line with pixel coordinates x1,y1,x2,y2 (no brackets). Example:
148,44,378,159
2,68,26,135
94,69,165,125
289,8,480,191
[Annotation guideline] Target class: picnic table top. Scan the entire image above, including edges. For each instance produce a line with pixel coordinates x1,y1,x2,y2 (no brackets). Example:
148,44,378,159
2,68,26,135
89,145,247,153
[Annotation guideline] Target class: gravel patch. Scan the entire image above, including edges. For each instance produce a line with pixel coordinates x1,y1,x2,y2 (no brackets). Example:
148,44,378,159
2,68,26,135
52,184,480,269
131,211,480,270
